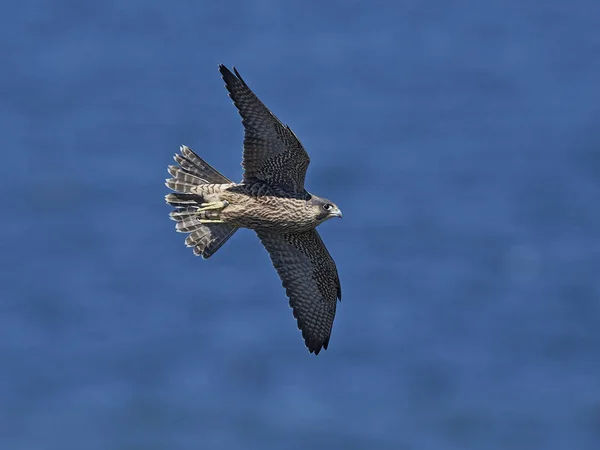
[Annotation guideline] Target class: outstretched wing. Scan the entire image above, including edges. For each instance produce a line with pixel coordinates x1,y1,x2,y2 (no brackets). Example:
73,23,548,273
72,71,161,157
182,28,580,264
256,229,341,354
219,64,310,194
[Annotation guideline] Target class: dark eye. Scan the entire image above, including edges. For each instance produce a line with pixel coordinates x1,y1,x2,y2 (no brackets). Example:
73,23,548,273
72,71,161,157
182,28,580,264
323,204,332,211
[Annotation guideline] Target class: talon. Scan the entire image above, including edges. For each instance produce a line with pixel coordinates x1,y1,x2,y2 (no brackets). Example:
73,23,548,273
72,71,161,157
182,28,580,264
196,200,229,212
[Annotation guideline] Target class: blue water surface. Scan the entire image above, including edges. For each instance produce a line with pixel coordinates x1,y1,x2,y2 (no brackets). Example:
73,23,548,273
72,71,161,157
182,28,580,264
2,1,600,449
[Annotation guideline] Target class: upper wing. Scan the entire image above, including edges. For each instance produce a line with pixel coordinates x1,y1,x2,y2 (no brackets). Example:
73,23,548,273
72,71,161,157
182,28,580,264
219,64,310,194
256,229,341,354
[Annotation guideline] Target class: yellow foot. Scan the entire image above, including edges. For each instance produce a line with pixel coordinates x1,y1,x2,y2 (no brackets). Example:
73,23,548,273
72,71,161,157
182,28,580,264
197,219,225,224
197,200,229,212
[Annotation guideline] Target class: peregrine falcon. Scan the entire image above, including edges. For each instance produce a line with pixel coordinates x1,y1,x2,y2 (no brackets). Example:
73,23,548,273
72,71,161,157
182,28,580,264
165,65,342,354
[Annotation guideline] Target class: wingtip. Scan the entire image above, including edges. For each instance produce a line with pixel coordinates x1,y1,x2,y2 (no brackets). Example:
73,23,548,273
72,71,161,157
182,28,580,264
232,67,246,85
306,336,329,356
309,343,325,356
218,64,246,86
295,315,330,356
218,63,232,78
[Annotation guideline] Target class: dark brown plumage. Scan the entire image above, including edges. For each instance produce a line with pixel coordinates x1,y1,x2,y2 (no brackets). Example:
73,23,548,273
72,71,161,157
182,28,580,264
165,65,342,354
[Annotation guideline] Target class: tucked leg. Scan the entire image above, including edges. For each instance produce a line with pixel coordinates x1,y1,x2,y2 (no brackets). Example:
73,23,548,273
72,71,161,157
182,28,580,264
197,218,225,224
193,200,229,223
197,200,229,212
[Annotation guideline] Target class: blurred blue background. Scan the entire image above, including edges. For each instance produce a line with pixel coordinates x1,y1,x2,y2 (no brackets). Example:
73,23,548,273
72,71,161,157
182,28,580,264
2,1,599,448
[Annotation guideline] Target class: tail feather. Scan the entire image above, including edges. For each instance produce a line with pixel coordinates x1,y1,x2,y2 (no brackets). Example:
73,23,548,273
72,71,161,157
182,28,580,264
174,154,206,179
168,165,209,185
184,223,238,258
169,207,199,221
185,229,209,248
165,178,203,194
172,209,220,233
165,193,202,207
175,217,204,233
172,145,231,184
165,145,238,258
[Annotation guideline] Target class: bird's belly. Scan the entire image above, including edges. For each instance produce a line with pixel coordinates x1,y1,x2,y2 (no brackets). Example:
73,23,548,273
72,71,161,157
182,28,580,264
222,199,313,232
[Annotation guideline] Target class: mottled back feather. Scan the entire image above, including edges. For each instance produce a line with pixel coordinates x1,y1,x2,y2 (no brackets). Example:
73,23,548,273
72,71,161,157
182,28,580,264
219,65,310,194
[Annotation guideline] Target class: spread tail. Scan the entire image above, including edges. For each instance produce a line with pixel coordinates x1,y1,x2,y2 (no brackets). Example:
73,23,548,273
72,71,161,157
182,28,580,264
165,145,237,258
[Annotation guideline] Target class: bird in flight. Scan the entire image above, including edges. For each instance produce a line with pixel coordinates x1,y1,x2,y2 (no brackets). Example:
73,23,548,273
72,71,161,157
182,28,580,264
165,65,342,354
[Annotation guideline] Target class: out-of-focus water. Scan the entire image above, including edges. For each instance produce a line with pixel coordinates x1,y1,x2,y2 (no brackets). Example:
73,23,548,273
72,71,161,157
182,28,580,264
2,1,599,448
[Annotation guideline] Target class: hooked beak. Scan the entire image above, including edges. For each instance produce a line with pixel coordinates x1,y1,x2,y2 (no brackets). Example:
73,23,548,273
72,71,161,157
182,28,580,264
331,207,343,219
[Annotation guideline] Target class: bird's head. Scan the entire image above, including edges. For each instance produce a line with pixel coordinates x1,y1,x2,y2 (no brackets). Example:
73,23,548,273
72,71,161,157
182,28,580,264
310,196,342,223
